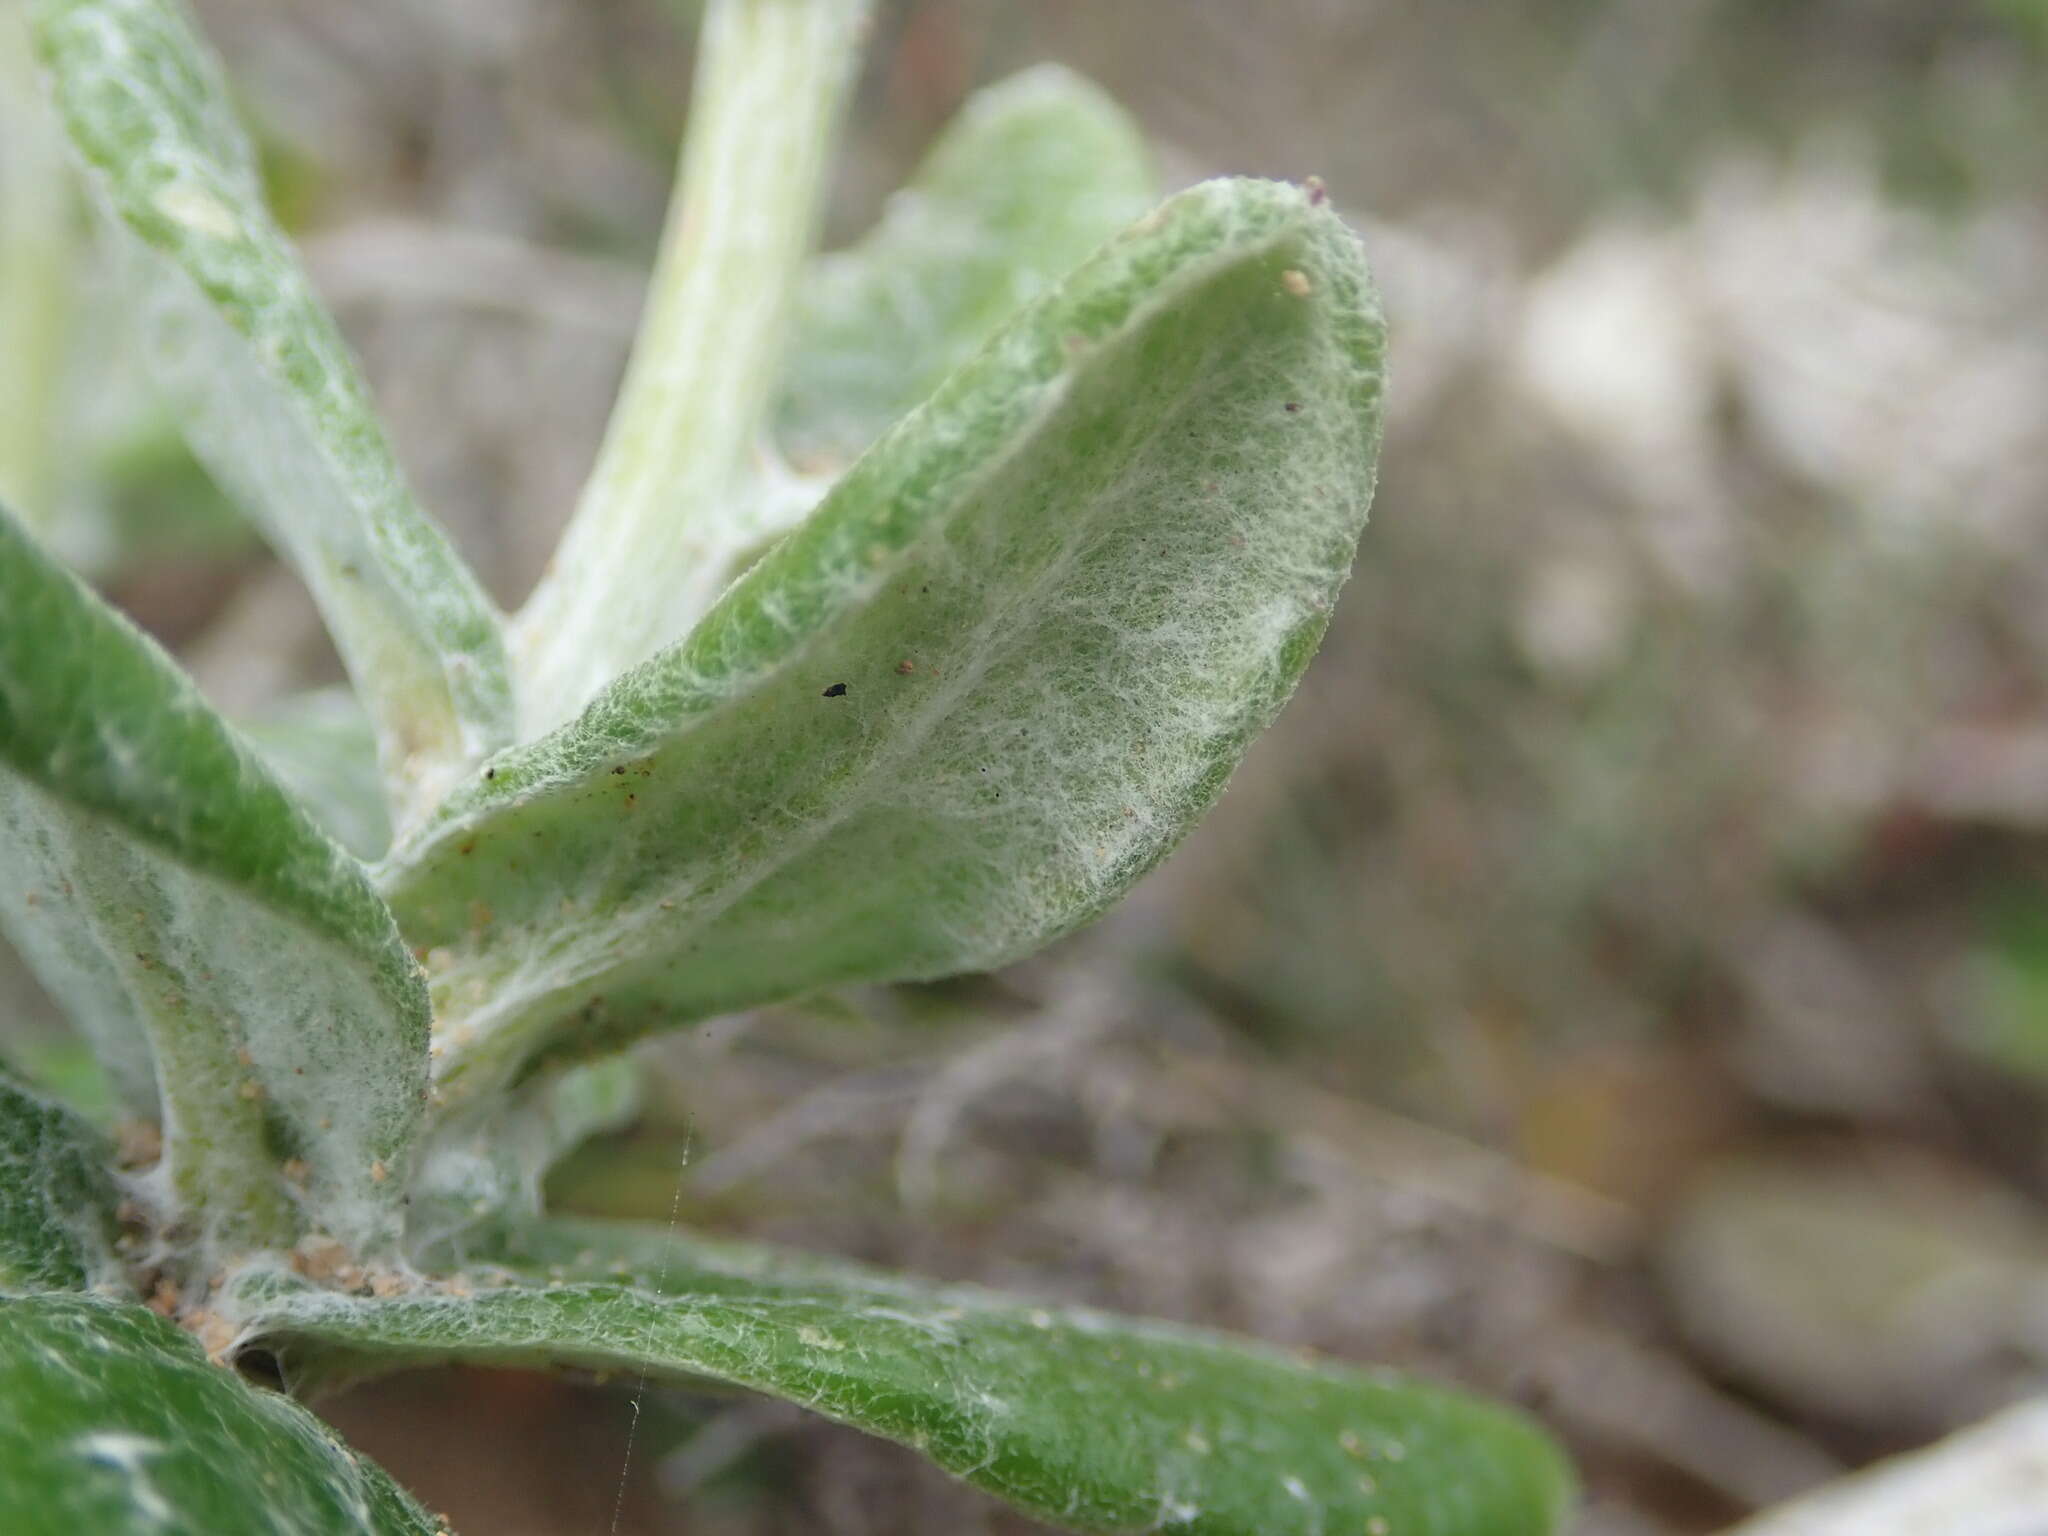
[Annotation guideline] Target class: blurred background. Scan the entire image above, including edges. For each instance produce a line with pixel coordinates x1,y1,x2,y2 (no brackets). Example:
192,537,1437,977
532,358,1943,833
8,1,2048,1531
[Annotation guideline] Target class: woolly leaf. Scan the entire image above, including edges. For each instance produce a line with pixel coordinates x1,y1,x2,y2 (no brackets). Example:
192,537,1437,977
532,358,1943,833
777,62,1156,472
388,177,1383,1105
0,1065,122,1293
238,1218,1570,1536
0,1295,436,1535
33,0,514,816
0,503,427,1254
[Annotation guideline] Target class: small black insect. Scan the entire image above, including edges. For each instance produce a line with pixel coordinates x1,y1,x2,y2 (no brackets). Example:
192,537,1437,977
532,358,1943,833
822,682,848,698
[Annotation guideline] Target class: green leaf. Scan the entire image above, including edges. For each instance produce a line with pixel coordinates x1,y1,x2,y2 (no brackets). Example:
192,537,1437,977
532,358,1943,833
0,1294,437,1535
777,63,1157,473
237,1219,1570,1536
33,0,514,816
0,504,428,1255
0,1065,122,1293
5,1039,117,1128
390,177,1384,1106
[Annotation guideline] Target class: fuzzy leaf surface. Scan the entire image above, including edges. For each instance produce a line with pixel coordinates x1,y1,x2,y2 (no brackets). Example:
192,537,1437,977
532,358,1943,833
389,177,1383,1102
238,1218,1570,1536
0,1294,436,1535
777,63,1156,472
33,0,514,813
0,504,427,1252
0,1066,121,1293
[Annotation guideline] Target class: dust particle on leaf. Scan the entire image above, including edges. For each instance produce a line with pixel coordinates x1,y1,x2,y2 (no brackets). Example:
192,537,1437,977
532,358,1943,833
1281,269,1313,298
823,682,848,697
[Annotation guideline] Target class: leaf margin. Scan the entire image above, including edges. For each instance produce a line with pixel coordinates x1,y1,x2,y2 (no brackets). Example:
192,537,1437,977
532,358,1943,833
391,174,1385,1105
0,500,429,1252
234,1216,1571,1536
31,0,515,814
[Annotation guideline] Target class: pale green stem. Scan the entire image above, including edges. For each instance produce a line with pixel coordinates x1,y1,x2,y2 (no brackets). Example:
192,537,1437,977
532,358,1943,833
513,0,871,736
0,3,73,530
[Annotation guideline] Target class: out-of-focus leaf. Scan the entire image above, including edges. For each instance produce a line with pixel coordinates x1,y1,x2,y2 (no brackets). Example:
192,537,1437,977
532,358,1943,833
33,0,514,816
1663,1156,2048,1432
0,0,74,528
241,689,393,862
388,177,1384,1106
0,503,426,1254
239,1217,1570,1536
0,1066,121,1293
5,1040,116,1128
777,63,1157,473
0,1294,436,1535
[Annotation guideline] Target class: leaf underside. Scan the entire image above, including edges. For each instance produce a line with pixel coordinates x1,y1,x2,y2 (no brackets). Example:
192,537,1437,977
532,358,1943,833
0,1295,436,1536
0,503,427,1252
238,1218,1570,1536
390,177,1384,1104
